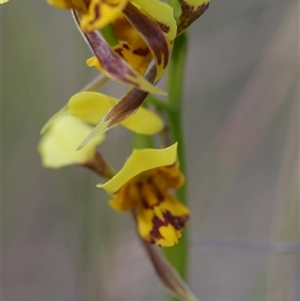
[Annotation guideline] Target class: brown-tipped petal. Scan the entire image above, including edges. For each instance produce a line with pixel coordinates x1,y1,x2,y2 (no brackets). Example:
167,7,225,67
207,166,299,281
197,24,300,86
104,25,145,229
177,0,210,36
141,240,199,301
77,66,156,150
72,10,166,95
123,2,171,82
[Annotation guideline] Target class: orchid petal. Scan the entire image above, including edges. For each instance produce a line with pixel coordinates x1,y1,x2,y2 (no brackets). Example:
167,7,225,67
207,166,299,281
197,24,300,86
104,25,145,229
38,114,105,168
132,0,177,41
177,0,210,35
47,0,88,12
80,0,129,32
97,143,178,194
123,2,171,81
68,91,164,135
40,105,68,134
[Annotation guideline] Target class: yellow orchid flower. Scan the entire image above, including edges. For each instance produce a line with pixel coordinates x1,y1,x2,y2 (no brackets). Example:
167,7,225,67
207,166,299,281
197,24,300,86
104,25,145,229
0,0,10,4
98,143,190,247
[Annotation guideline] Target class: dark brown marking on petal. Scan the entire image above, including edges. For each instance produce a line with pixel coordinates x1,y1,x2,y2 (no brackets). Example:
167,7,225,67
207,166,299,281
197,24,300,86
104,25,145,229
115,47,124,58
150,216,166,240
133,47,150,57
123,2,169,69
123,43,130,50
177,1,209,35
156,22,170,34
149,210,189,241
103,65,157,128
163,210,189,230
88,3,101,26
105,87,148,127
83,29,140,85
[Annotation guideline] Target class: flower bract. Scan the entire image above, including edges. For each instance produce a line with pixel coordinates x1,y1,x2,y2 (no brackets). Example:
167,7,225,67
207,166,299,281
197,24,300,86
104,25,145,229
98,143,190,247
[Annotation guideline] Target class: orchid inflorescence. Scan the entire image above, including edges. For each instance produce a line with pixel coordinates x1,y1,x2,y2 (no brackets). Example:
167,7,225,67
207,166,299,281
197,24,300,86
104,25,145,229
3,0,210,299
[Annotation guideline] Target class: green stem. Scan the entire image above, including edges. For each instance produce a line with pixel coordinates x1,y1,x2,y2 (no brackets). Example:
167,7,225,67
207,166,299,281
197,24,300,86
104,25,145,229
146,94,173,113
164,31,189,300
132,133,153,149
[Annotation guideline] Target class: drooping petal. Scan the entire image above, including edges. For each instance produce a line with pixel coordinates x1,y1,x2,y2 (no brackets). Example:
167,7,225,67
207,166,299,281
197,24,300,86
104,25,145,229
80,0,129,32
73,11,166,95
123,2,172,81
38,114,105,168
177,0,210,36
97,142,178,194
142,241,199,301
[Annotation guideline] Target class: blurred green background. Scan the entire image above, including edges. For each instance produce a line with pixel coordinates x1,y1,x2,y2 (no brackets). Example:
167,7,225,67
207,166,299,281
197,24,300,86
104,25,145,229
2,0,299,300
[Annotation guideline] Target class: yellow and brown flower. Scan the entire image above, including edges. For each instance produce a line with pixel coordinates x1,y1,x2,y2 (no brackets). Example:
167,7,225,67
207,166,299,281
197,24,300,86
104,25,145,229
98,143,189,247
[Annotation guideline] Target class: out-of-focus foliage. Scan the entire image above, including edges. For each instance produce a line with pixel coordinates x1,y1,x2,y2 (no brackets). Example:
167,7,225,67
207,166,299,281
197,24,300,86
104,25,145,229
3,0,298,301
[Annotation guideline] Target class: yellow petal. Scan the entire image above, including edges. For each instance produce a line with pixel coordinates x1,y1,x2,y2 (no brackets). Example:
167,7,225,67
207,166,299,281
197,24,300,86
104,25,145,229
136,203,155,242
108,183,135,212
38,114,105,168
46,0,88,12
69,91,164,138
68,91,116,125
121,105,164,135
159,194,190,219
132,0,177,41
40,105,68,134
0,0,10,4
80,0,129,32
157,224,181,247
97,143,178,194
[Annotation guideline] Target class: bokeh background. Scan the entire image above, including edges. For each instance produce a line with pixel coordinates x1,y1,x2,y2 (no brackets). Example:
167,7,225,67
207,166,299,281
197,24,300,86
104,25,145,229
2,0,299,300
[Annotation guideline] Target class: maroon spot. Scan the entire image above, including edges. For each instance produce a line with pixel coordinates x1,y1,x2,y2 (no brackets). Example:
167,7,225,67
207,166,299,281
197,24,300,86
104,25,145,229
149,210,189,241
163,211,189,230
123,44,130,50
156,22,170,34
133,47,150,57
115,48,124,58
